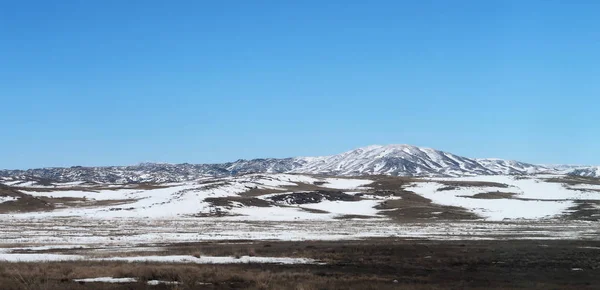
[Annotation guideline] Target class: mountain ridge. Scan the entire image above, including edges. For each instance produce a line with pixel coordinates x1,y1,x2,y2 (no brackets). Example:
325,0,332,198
1,144,597,183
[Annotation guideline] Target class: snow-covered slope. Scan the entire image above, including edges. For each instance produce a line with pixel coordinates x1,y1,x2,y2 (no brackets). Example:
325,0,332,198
292,145,547,177
0,159,310,184
0,144,596,183
3,173,600,221
8,174,376,220
566,166,600,178
475,158,548,175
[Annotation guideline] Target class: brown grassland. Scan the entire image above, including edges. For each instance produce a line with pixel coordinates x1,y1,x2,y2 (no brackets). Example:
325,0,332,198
1,239,600,290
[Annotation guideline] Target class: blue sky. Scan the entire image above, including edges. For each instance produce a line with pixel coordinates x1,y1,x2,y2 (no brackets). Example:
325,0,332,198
1,0,599,169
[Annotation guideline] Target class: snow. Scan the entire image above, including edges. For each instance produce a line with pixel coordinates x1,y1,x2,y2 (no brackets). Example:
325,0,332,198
0,196,18,203
74,277,137,283
321,178,372,189
438,175,600,200
2,173,599,239
407,175,600,221
256,174,318,185
226,199,383,221
23,188,141,200
0,253,84,262
300,200,381,216
9,174,377,220
98,255,317,264
228,205,328,221
147,280,183,285
0,248,316,264
73,278,187,285
16,182,236,218
291,144,518,176
2,181,37,186
0,216,596,245
5,245,87,252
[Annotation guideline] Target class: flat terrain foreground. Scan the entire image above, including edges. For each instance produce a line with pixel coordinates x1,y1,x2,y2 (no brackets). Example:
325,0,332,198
1,239,600,289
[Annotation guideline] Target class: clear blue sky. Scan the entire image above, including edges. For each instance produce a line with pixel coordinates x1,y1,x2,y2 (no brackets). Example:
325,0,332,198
1,0,599,169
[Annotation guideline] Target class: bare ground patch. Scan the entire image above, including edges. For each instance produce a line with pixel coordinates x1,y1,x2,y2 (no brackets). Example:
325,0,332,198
375,190,479,221
268,190,360,205
434,180,510,188
463,192,518,199
238,182,338,198
204,197,272,207
0,184,139,213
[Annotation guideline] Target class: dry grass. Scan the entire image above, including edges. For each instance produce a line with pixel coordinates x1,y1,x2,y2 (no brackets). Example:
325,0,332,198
2,239,600,289
564,200,600,221
0,261,411,290
545,176,600,186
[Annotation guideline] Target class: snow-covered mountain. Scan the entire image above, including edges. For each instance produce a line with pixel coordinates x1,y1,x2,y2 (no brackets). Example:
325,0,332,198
0,144,596,183
291,145,547,176
565,166,600,178
475,158,549,175
0,158,310,184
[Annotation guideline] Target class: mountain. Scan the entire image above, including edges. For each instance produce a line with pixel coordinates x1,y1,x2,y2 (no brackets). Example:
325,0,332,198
291,145,546,176
0,144,596,184
565,166,600,178
475,158,549,175
0,158,309,184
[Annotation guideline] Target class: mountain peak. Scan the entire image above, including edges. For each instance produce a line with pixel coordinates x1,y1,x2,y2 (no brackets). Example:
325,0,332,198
355,144,425,151
292,144,494,176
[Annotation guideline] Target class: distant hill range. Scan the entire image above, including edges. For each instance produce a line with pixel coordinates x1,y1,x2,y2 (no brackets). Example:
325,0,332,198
1,144,597,184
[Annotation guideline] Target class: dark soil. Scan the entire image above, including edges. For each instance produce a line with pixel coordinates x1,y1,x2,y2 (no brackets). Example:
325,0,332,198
466,192,518,199
269,190,360,204
205,197,272,207
435,180,510,188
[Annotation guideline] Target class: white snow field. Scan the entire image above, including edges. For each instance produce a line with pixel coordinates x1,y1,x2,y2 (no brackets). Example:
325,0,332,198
1,173,600,247
3,174,383,220
408,175,600,221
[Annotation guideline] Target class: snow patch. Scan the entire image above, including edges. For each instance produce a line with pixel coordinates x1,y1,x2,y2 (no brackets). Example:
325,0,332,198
97,255,317,264
74,277,137,283
321,178,373,189
407,176,599,221
0,196,18,203
0,253,84,262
